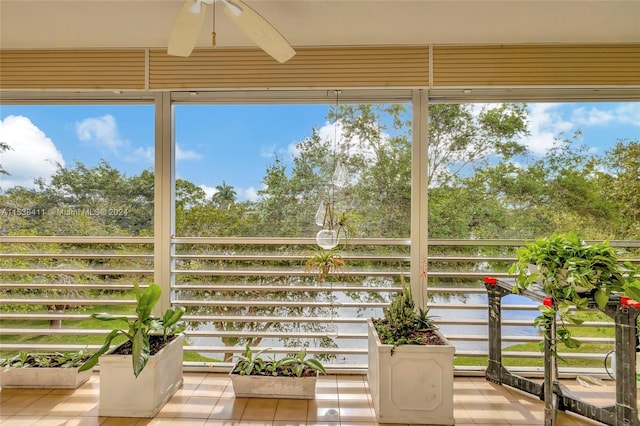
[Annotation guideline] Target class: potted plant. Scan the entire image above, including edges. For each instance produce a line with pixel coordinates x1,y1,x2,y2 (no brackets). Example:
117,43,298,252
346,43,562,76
78,282,186,418
0,350,92,389
229,344,326,399
305,247,345,282
367,282,455,425
510,232,640,357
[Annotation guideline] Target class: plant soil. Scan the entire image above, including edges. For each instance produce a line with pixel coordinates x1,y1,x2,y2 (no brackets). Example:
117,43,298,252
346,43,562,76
112,334,178,356
231,365,318,378
372,319,446,346
7,353,92,368
406,328,445,345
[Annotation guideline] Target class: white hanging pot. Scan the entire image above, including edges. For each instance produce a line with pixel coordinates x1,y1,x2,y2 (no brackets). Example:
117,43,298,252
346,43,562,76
316,229,339,249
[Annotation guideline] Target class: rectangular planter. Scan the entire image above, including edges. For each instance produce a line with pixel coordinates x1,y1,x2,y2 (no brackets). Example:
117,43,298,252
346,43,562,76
367,319,455,425
98,334,184,418
230,371,318,399
0,366,91,389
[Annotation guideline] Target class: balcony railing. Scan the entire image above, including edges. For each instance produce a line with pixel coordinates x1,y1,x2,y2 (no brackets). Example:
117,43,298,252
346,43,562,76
1,236,637,373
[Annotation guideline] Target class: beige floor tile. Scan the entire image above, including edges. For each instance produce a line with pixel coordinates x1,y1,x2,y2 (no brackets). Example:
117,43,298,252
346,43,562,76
273,399,308,422
155,395,192,418
173,396,216,419
335,400,374,422
100,418,141,426
460,401,512,424
208,397,248,420
203,420,239,426
1,416,45,425
0,389,24,403
241,398,278,421
452,402,474,424
197,375,232,399
137,418,207,425
31,417,103,426
2,393,48,416
2,374,637,425
21,394,75,416
15,389,52,395
337,384,369,402
307,399,340,422
306,422,340,426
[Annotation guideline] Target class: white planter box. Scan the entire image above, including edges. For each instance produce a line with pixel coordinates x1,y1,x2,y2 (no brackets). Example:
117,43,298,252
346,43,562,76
230,371,318,399
367,319,455,425
98,334,184,418
0,366,91,389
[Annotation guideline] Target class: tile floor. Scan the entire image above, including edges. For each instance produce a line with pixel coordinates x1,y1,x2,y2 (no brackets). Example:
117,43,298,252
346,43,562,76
0,373,622,425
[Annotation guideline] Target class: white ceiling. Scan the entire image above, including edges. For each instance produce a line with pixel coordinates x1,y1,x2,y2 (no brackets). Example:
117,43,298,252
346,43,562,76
1,0,639,51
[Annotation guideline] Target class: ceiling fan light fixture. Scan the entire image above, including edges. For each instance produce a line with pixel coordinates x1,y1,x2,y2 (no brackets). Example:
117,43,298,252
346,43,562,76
189,0,203,14
223,0,243,17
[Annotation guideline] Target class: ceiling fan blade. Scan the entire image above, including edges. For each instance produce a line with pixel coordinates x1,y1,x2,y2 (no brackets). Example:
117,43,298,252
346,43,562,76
167,0,208,57
223,0,295,63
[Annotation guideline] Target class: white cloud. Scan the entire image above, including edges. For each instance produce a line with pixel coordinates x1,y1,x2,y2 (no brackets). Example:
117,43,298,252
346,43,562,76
76,114,159,164
238,186,260,202
0,115,65,190
176,144,202,161
76,114,124,151
287,142,300,161
199,184,217,200
521,103,574,156
130,146,154,163
612,102,640,126
571,107,614,126
317,120,381,163
572,102,640,127
260,144,277,159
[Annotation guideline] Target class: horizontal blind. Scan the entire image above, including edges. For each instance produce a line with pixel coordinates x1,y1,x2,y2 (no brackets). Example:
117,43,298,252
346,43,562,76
432,44,640,87
0,50,146,90
2,45,638,90
148,46,429,89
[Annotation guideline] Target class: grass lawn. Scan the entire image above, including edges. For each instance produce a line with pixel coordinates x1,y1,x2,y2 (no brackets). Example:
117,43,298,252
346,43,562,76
455,310,617,369
0,304,215,363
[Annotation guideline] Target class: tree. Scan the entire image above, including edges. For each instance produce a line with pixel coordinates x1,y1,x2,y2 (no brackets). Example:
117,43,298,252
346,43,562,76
176,178,207,210
212,181,237,210
31,160,154,235
0,141,12,176
427,103,529,188
594,140,640,237
257,103,532,239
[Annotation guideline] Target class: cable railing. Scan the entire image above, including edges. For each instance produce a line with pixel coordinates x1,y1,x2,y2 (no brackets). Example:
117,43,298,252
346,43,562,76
1,236,637,373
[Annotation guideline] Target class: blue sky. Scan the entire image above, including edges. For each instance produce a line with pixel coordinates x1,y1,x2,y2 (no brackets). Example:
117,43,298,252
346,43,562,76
0,101,638,201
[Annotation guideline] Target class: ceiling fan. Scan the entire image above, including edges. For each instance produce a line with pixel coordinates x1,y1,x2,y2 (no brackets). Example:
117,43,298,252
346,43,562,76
167,0,296,63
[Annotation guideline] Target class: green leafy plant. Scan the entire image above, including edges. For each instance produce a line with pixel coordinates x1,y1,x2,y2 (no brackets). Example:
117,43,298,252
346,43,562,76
79,282,185,377
305,248,345,282
509,232,640,358
331,210,360,244
231,344,326,377
372,283,444,354
1,350,91,369
232,345,269,376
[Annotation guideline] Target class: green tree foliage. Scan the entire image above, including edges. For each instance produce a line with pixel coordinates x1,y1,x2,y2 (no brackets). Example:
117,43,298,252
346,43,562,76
593,140,640,236
176,178,207,210
212,181,237,210
427,103,528,187
0,141,12,176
